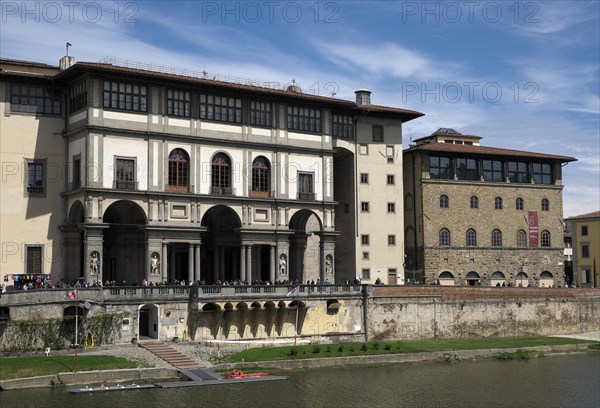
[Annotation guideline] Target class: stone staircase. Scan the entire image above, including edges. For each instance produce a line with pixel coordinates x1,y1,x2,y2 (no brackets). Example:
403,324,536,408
138,341,202,370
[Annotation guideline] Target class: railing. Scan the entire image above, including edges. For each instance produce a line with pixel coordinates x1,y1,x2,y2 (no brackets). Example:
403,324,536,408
114,180,138,190
210,186,234,196
298,192,316,200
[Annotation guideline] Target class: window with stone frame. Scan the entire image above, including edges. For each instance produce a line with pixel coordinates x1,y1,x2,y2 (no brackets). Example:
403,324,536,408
492,229,503,247
103,81,147,112
541,230,551,247
495,196,503,210
440,194,449,208
26,246,43,274
541,198,550,211
168,149,189,193
211,153,231,195
26,160,45,196
251,156,271,197
361,234,370,245
115,157,136,190
439,228,451,246
201,94,242,123
360,173,369,184
466,228,477,246
516,197,524,210
298,172,315,200
470,196,479,209
517,229,527,247
387,202,396,213
388,235,396,246
287,106,321,132
361,268,371,280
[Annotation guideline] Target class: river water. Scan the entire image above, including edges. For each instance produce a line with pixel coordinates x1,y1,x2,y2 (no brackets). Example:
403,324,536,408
1,353,598,408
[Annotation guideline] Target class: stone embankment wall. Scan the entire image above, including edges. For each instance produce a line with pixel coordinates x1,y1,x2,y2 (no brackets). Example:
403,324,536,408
367,287,599,340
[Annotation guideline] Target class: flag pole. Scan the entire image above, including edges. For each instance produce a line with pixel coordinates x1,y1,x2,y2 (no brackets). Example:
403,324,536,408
74,288,78,373
293,285,299,359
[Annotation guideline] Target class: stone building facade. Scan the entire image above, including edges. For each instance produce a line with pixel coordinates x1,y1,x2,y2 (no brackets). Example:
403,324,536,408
403,129,576,287
0,56,422,288
566,211,600,288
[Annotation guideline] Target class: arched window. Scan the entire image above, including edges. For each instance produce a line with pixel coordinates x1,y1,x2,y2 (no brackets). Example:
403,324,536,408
517,230,527,247
470,196,478,209
440,194,449,208
541,198,550,211
251,156,270,197
439,228,451,246
466,228,477,246
495,196,503,210
492,229,502,247
541,230,551,247
211,153,231,195
168,149,189,192
516,197,524,210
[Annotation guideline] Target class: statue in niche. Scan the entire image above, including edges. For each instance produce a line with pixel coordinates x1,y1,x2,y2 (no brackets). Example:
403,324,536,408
279,254,287,276
150,252,160,275
325,255,333,275
89,251,100,275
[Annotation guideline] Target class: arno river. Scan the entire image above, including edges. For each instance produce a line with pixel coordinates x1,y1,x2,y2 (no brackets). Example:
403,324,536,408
2,353,598,408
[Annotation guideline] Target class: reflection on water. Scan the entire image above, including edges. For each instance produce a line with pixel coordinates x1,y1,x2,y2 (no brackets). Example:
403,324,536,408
2,352,598,408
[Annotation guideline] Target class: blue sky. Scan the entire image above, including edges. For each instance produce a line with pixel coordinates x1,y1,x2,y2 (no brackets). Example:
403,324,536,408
1,0,598,217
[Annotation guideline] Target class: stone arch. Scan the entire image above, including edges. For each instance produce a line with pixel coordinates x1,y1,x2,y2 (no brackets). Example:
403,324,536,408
138,304,159,340
68,200,85,225
466,271,480,286
438,271,455,286
539,271,553,287
289,209,323,283
102,200,147,285
201,205,242,284
491,271,506,286
516,272,529,287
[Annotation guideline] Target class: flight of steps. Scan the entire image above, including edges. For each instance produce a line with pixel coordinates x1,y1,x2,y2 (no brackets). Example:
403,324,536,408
139,341,202,370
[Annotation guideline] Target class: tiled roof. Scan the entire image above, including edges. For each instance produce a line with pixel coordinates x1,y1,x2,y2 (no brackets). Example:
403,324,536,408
405,142,577,162
566,211,600,220
54,62,424,121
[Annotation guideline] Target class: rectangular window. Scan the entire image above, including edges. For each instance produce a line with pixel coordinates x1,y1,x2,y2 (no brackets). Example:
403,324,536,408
26,246,43,274
11,85,61,115
332,114,353,138
359,144,368,155
387,202,396,213
387,175,395,185
167,89,191,117
508,161,529,183
455,158,478,181
482,160,503,182
388,235,396,246
72,157,81,190
360,173,369,184
532,163,552,184
26,160,45,196
115,158,136,190
361,268,371,280
362,252,369,260
372,125,383,142
298,172,314,200
387,157,394,164
429,156,452,179
581,269,591,284
287,106,321,132
69,80,87,113
250,101,272,127
103,81,147,112
581,226,588,236
361,234,370,245
361,202,370,212
200,94,242,123
581,244,590,258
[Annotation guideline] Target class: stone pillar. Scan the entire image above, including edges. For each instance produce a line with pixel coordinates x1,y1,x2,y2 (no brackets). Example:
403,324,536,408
188,244,194,283
246,245,252,283
162,243,168,283
169,247,176,283
194,244,201,283
219,247,225,282
270,245,276,283
240,245,247,283
84,226,106,284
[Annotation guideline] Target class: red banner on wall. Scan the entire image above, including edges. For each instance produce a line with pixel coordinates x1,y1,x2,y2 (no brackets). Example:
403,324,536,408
528,211,538,247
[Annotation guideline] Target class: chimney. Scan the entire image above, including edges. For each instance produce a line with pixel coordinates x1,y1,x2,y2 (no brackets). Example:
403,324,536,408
355,89,371,106
59,56,75,70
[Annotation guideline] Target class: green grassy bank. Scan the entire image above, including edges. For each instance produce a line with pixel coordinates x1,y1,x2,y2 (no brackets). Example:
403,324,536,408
225,336,596,363
0,355,143,381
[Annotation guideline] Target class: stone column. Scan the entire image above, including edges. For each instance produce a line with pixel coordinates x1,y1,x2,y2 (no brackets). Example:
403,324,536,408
169,247,176,283
270,245,276,283
213,248,219,283
246,245,252,283
188,244,194,283
240,245,247,283
162,243,168,283
219,247,225,282
194,244,201,283
84,226,106,284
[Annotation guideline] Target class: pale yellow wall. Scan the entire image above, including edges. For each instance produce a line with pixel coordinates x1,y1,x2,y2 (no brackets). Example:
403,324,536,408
0,81,66,282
